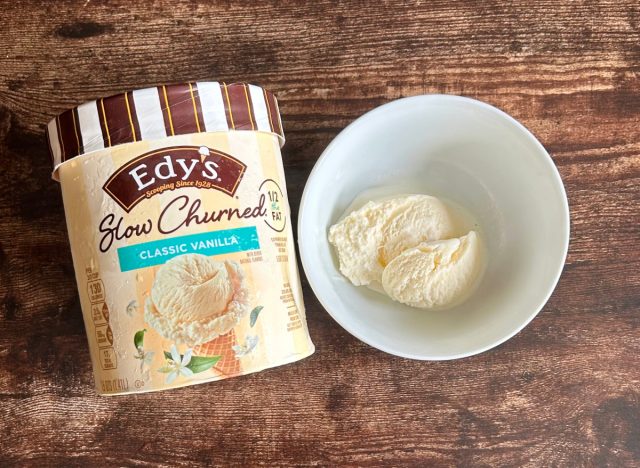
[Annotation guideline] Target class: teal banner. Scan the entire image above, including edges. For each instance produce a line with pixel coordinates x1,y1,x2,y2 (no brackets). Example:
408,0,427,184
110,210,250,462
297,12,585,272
117,226,260,272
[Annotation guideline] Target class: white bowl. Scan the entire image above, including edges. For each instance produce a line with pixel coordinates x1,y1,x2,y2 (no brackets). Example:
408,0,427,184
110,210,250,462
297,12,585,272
298,95,569,360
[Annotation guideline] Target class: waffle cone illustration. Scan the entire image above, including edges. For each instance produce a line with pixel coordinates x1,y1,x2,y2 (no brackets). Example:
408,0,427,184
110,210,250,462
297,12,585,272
193,329,241,376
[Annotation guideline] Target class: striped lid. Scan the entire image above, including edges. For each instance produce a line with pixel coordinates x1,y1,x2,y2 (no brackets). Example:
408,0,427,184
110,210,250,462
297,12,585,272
46,82,284,179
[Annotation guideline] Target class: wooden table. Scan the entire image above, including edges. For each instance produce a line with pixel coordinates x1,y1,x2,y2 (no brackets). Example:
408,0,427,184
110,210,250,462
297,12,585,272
1,1,638,466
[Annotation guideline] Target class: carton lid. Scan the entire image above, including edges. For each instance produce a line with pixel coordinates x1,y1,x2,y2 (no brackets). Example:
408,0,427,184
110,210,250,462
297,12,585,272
45,82,284,179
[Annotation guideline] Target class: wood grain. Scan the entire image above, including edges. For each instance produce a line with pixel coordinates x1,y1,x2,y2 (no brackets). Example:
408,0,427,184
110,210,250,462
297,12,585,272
0,0,638,466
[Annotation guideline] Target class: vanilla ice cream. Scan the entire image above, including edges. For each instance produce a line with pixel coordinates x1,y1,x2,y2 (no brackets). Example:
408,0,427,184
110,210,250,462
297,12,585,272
379,195,457,265
328,195,455,287
382,231,482,308
145,255,249,346
329,194,483,309
327,198,399,286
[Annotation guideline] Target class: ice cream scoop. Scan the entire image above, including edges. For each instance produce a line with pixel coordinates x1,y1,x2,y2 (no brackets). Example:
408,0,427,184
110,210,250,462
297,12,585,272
379,195,456,265
328,195,455,287
381,231,482,308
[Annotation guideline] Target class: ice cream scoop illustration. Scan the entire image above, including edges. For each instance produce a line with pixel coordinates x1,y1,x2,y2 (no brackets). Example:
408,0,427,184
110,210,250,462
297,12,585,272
199,145,210,163
144,254,249,346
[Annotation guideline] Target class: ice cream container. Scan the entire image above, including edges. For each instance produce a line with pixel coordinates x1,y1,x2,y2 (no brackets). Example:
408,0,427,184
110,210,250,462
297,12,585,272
46,82,315,394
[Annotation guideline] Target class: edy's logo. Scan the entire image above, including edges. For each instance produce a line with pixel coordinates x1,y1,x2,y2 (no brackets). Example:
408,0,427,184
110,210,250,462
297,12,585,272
103,146,246,212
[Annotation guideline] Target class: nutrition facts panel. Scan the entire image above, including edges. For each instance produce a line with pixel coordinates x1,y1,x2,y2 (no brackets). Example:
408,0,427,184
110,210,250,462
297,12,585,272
85,266,117,371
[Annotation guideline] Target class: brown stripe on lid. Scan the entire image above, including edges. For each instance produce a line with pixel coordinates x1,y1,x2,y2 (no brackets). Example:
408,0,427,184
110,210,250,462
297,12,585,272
263,88,275,133
221,82,235,130
58,109,80,161
72,107,84,155
124,92,141,142
103,93,137,146
244,84,257,131
158,85,175,136
44,125,54,165
264,88,282,136
97,98,111,148
226,83,255,131
55,116,66,161
165,83,200,135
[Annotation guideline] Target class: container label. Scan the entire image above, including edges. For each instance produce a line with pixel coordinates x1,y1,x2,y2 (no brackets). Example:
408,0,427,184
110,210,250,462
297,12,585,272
103,145,246,212
117,226,260,271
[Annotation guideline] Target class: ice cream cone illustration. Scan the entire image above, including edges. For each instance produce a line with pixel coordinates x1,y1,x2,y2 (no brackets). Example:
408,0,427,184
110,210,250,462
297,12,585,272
193,329,241,376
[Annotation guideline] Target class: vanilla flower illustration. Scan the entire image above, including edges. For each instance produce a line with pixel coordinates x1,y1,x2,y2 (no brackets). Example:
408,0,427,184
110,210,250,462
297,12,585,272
159,345,193,384
232,335,259,358
134,347,155,374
